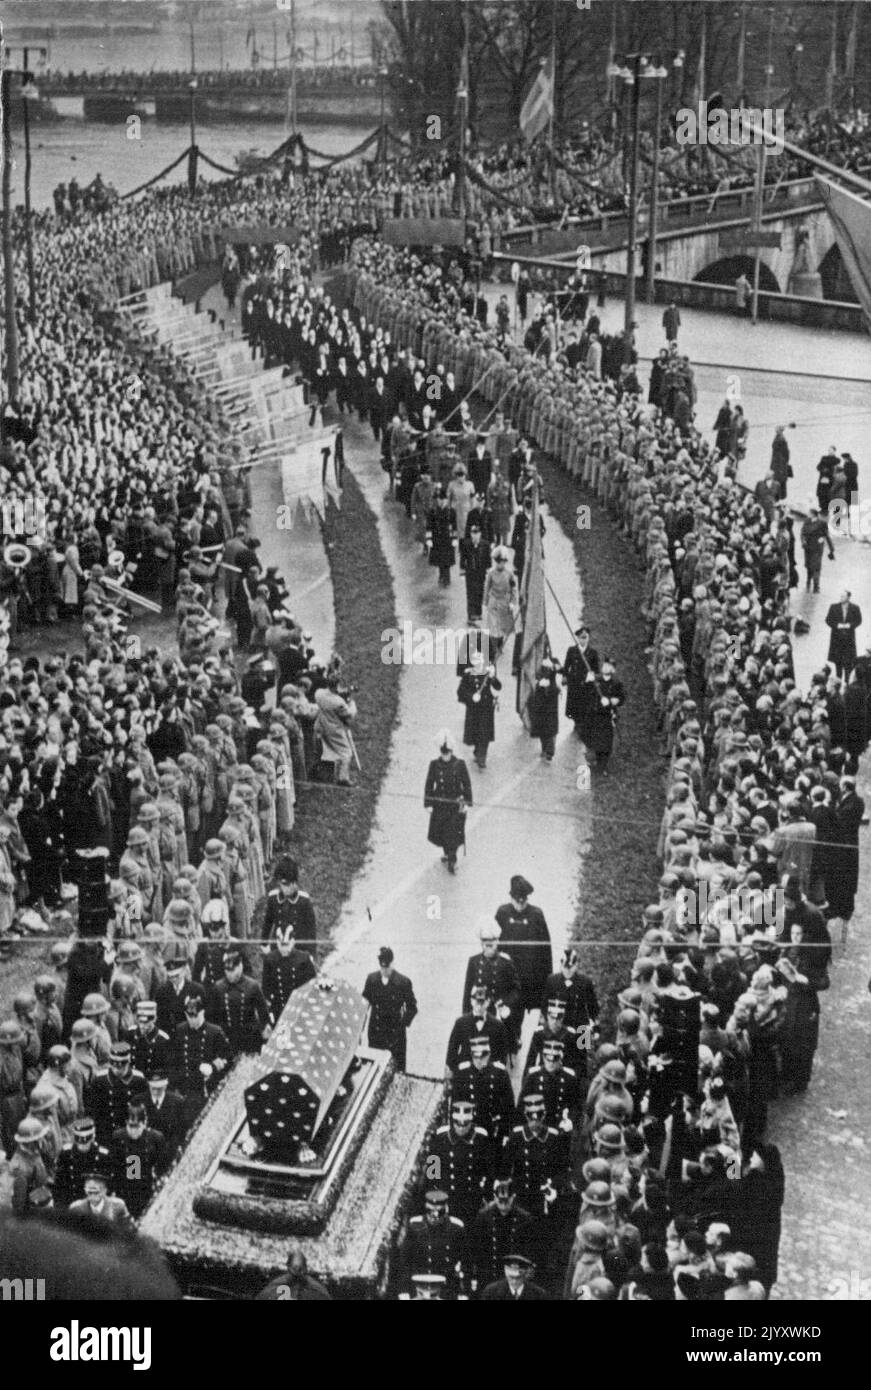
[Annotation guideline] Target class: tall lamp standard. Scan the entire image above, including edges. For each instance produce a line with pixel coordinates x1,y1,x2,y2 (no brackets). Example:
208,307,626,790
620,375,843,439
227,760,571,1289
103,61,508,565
609,56,664,362
188,79,198,196
379,64,388,176
751,7,776,324
20,58,42,325
645,52,683,305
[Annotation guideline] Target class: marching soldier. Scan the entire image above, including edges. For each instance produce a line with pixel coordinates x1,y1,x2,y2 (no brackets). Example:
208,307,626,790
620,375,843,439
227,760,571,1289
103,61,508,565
52,1116,110,1209
144,1069,186,1162
396,1189,469,1300
153,959,207,1037
208,948,271,1056
262,924,317,1021
125,999,171,1078
542,947,599,1033
501,1092,570,1270
461,921,522,1050
502,1091,569,1208
262,858,318,957
109,1101,168,1218
459,523,491,624
446,984,512,1075
585,658,626,770
525,998,581,1073
457,652,501,770
169,993,231,1132
470,1178,534,1293
455,1035,515,1144
424,1095,494,1231
86,1041,147,1148
361,946,418,1072
424,729,472,875
519,1037,584,1131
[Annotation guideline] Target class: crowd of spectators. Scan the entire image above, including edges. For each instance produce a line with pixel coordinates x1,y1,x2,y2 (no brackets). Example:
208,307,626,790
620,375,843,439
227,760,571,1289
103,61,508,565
40,64,379,94
336,223,866,1297
0,119,867,1295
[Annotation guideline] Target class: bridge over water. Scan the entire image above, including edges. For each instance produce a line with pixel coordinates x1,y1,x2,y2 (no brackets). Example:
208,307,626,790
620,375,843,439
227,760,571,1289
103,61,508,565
500,170,865,300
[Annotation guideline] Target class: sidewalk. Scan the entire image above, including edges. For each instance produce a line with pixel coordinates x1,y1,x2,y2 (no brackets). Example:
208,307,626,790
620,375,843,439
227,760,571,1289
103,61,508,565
485,279,871,520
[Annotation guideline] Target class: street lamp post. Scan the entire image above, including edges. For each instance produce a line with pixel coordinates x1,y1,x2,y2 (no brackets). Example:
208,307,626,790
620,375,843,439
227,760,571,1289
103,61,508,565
751,10,775,324
188,79,198,196
21,55,39,325
624,56,642,362
379,64,388,177
644,65,667,305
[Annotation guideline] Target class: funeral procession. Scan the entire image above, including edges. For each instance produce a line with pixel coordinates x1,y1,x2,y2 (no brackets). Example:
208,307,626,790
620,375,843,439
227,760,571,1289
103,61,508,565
2,0,871,1344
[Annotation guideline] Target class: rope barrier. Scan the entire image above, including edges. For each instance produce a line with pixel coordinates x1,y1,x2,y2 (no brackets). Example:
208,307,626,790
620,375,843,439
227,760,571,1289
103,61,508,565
196,150,242,178
299,126,380,164
120,147,192,201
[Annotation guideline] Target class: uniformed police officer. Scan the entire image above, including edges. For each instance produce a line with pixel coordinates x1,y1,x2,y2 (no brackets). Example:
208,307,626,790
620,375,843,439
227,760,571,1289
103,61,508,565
425,1096,494,1231
124,999,171,1078
362,946,418,1071
445,984,512,1075
262,924,317,1021
209,948,271,1056
525,998,582,1075
520,1036,584,1133
153,958,207,1038
169,993,231,1131
501,1091,570,1223
542,947,599,1034
262,858,318,957
461,921,522,1049
52,1116,110,1208
470,1177,534,1293
86,1041,148,1148
396,1188,469,1299
109,1100,168,1218
455,1035,515,1143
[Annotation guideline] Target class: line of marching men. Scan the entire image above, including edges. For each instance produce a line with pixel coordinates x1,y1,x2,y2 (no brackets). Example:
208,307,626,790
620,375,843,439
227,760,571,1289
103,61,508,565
394,891,615,1300
389,876,620,1301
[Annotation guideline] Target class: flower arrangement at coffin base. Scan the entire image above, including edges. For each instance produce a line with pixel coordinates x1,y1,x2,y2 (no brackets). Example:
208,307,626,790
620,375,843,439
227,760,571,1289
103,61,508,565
192,1055,394,1238
139,1054,443,1297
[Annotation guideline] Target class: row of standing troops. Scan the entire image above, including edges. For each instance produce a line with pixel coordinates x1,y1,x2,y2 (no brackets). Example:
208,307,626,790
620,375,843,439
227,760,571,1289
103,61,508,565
351,263,626,494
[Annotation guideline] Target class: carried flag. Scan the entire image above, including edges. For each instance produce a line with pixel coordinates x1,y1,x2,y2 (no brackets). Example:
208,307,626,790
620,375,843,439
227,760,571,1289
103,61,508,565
520,54,554,144
516,484,548,731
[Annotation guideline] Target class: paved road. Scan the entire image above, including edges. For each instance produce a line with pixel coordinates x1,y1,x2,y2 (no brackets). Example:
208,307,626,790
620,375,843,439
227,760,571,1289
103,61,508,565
322,406,593,1079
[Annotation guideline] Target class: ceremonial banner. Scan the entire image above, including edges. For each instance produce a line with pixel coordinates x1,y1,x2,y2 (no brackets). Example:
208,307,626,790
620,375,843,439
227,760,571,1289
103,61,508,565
516,487,548,731
814,177,871,326
520,54,554,145
280,428,341,523
381,218,466,247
